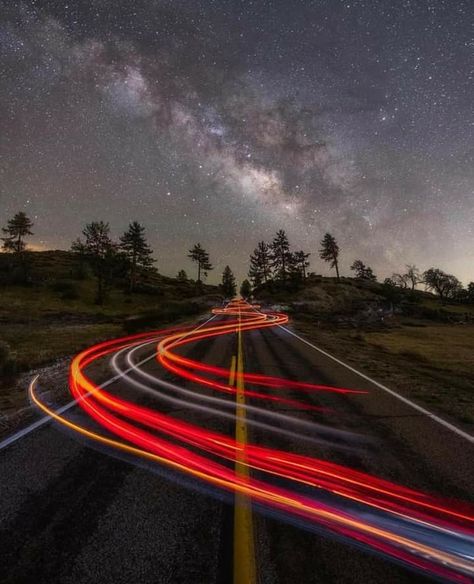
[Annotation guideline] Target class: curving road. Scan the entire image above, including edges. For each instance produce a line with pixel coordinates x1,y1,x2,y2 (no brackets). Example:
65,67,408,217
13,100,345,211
0,299,473,584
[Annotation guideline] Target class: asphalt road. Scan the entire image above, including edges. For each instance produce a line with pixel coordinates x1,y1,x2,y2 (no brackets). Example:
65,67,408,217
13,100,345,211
0,304,472,584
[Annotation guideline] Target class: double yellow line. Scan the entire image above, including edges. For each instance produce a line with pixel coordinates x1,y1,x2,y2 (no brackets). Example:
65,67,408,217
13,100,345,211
229,309,256,584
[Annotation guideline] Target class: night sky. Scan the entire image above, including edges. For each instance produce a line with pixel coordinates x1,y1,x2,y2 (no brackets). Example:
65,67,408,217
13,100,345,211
1,1,473,283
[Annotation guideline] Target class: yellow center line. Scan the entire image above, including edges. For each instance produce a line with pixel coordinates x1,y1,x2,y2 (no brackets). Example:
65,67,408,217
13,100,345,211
229,355,237,387
232,305,257,584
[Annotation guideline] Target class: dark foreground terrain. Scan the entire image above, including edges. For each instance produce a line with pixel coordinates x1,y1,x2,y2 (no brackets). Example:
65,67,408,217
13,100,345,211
0,308,472,584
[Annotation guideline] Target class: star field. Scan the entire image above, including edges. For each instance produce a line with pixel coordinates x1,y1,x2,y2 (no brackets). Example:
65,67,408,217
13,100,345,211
0,0,472,282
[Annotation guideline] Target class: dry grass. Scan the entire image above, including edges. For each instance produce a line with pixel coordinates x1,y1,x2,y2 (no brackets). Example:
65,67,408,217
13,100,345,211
0,284,168,320
420,298,474,315
364,325,474,377
2,323,122,370
294,320,474,427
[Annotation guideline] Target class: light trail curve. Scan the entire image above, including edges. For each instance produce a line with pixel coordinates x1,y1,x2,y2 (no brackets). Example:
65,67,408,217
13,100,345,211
29,299,474,583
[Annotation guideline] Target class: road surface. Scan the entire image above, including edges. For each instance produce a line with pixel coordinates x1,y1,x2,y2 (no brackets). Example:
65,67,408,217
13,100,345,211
0,300,473,584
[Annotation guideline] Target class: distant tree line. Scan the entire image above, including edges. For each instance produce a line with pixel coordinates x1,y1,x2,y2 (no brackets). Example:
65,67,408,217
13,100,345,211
384,265,471,304
248,229,311,287
2,211,474,305
0,212,219,304
246,227,474,305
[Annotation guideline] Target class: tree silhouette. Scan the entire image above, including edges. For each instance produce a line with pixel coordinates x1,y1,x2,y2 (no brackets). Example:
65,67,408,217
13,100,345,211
249,241,272,286
405,265,422,290
423,268,462,303
293,250,310,280
221,265,237,297
240,279,252,298
391,273,409,289
177,269,188,282
466,282,474,304
119,221,155,293
350,259,376,281
187,243,213,283
319,233,340,280
270,230,292,281
72,221,117,304
1,212,34,253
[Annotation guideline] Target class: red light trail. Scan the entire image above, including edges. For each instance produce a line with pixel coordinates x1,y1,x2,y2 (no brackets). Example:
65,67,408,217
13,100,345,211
30,299,474,583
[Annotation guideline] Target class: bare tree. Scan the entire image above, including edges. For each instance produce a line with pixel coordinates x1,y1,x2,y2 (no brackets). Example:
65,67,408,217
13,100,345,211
391,272,409,289
405,265,422,290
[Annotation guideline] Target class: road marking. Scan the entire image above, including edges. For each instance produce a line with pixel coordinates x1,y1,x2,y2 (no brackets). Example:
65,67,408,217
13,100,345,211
279,325,474,444
229,355,237,387
0,315,217,452
233,310,257,584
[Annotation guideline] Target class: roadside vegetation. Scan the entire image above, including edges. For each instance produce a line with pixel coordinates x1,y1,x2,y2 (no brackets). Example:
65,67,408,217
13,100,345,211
295,320,474,428
0,213,225,417
0,249,219,373
243,229,473,428
1,212,473,428
252,276,473,428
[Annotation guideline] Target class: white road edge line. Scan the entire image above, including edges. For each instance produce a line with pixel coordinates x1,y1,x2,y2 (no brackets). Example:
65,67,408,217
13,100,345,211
279,325,474,444
0,314,217,452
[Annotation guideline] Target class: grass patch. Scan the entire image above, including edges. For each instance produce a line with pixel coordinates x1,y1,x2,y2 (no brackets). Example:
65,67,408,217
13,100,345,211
419,298,474,316
293,320,474,427
0,284,190,320
364,325,474,376
397,349,430,363
1,323,122,370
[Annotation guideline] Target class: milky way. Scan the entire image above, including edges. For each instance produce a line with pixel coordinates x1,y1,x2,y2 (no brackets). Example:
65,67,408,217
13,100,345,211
0,1,472,282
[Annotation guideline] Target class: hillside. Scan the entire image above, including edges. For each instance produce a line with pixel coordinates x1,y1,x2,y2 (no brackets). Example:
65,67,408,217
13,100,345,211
0,250,221,397
254,275,474,427
255,274,474,325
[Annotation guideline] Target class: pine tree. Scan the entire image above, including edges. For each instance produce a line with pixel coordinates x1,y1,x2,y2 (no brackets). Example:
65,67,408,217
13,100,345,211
187,243,213,283
248,241,272,286
270,230,292,281
1,212,34,253
293,250,310,280
119,221,155,292
72,221,117,304
240,279,252,298
319,233,340,281
177,269,188,282
221,265,237,297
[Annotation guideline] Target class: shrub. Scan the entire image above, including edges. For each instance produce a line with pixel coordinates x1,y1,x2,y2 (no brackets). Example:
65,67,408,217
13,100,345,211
0,340,10,364
133,283,164,296
0,339,17,379
123,301,204,333
398,349,429,363
50,279,80,300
